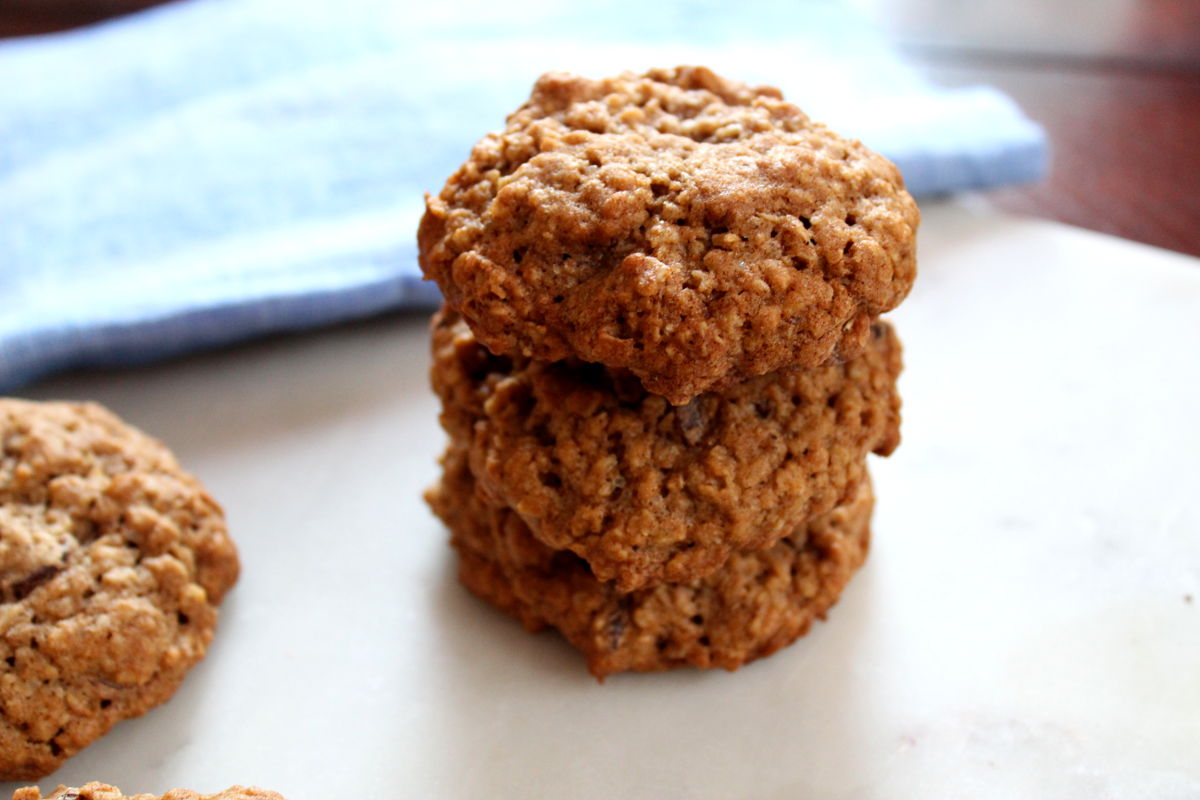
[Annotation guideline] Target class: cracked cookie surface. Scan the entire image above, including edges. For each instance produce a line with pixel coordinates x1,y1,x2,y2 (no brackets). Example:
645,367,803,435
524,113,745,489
431,308,900,591
0,399,239,780
419,65,918,404
428,446,872,679
12,783,284,800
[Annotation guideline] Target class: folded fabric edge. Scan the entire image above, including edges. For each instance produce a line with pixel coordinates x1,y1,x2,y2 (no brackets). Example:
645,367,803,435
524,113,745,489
0,275,443,393
895,135,1049,197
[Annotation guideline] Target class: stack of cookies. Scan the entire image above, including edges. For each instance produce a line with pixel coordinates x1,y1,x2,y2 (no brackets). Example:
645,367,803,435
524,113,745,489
419,66,918,679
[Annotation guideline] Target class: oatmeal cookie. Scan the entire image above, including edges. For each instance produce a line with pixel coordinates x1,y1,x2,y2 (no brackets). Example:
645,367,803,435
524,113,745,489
431,308,899,591
12,784,284,800
0,399,239,780
419,65,918,404
428,446,872,679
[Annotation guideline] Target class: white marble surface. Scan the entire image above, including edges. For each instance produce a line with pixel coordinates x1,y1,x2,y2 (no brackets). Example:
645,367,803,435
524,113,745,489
4,200,1199,798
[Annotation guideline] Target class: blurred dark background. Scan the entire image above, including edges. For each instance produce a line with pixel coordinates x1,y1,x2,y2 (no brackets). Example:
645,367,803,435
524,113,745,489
3,0,1198,257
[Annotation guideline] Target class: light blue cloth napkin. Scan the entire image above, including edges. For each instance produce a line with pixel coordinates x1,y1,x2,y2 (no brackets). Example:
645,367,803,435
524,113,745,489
0,0,1045,391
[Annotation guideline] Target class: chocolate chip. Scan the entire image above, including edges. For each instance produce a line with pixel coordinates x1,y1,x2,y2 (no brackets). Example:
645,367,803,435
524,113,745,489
675,399,707,446
608,597,632,650
10,564,62,600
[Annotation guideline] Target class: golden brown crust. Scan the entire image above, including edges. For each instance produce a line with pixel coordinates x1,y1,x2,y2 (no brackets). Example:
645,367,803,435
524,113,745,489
419,65,919,404
427,446,872,679
431,307,899,592
0,399,240,780
12,782,286,800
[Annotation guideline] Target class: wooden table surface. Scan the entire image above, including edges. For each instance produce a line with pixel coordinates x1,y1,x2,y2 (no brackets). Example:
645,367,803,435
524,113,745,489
3,0,1198,258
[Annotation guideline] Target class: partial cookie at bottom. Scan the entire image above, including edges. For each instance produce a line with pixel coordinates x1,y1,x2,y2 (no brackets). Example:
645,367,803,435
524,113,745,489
12,783,285,800
426,447,872,679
